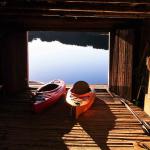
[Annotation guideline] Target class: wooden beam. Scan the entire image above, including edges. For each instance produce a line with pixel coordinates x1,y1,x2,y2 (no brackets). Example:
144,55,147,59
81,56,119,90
0,8,150,19
0,1,150,19
0,15,140,31
2,3,150,13
4,0,150,4
0,0,149,30
5,1,150,9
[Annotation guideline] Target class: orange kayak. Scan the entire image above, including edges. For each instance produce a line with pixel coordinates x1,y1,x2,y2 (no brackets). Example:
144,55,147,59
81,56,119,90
66,81,95,119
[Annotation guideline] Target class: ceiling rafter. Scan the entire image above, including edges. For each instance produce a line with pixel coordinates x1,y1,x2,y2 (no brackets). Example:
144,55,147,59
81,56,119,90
0,0,149,30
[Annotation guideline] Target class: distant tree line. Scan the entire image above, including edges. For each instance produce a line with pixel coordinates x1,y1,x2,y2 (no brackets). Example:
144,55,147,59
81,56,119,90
28,31,109,50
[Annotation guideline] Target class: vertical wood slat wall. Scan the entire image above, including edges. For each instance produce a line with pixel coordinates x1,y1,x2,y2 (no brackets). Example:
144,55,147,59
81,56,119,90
109,29,134,99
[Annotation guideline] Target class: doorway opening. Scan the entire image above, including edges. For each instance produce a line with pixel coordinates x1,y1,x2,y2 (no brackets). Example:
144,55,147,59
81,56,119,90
28,31,109,88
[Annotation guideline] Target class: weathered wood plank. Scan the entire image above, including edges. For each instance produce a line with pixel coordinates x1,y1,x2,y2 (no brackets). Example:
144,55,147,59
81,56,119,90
1,8,150,19
0,90,150,149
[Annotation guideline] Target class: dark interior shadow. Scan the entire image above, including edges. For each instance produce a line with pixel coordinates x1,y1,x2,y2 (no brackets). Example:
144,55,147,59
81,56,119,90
78,96,116,150
0,92,115,150
0,95,75,150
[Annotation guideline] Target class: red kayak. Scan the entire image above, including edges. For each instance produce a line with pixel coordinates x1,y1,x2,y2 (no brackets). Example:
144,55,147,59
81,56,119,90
33,79,66,112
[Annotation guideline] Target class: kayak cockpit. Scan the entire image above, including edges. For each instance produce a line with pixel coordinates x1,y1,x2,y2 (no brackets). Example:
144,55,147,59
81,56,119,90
39,84,59,92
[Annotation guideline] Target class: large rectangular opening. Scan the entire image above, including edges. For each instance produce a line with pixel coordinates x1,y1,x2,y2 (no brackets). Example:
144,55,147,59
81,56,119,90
28,31,109,87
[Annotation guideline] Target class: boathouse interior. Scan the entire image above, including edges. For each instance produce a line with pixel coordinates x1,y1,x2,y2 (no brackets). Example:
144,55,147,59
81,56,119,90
0,0,150,149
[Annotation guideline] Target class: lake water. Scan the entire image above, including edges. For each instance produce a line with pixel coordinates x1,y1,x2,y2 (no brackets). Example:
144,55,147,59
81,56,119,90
28,39,109,84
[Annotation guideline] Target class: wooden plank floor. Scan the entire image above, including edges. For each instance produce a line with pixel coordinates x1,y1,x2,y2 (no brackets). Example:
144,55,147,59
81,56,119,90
0,89,150,150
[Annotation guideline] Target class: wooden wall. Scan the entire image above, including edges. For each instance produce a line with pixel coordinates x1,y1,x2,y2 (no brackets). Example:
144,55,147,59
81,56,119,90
109,21,150,104
0,30,28,94
109,29,134,100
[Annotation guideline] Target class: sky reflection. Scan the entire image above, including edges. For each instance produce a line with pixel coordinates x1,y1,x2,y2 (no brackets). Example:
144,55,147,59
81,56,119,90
28,39,109,84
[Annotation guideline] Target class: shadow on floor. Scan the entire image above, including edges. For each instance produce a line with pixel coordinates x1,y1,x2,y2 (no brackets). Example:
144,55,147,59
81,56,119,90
78,97,116,150
0,94,115,150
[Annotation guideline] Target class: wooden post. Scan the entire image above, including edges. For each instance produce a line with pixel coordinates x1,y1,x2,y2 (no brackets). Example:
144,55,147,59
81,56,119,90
147,74,150,95
1,30,28,94
144,56,150,116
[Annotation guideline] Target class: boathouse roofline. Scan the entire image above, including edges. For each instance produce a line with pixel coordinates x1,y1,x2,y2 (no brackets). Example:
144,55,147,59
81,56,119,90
0,0,150,30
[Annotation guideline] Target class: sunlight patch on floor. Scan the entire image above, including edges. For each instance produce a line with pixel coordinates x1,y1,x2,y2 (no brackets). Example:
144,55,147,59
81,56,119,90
62,122,101,150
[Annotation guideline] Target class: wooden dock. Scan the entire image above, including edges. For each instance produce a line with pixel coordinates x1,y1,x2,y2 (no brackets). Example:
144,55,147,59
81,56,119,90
0,89,150,150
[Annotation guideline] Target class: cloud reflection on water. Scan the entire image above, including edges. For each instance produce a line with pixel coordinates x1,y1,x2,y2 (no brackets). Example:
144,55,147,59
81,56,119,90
28,39,109,84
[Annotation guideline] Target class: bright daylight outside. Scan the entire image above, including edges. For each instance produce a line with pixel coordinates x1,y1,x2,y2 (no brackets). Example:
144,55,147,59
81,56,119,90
28,31,109,86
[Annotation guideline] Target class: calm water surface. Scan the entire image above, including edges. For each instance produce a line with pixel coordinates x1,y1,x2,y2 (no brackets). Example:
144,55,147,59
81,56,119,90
28,39,109,84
